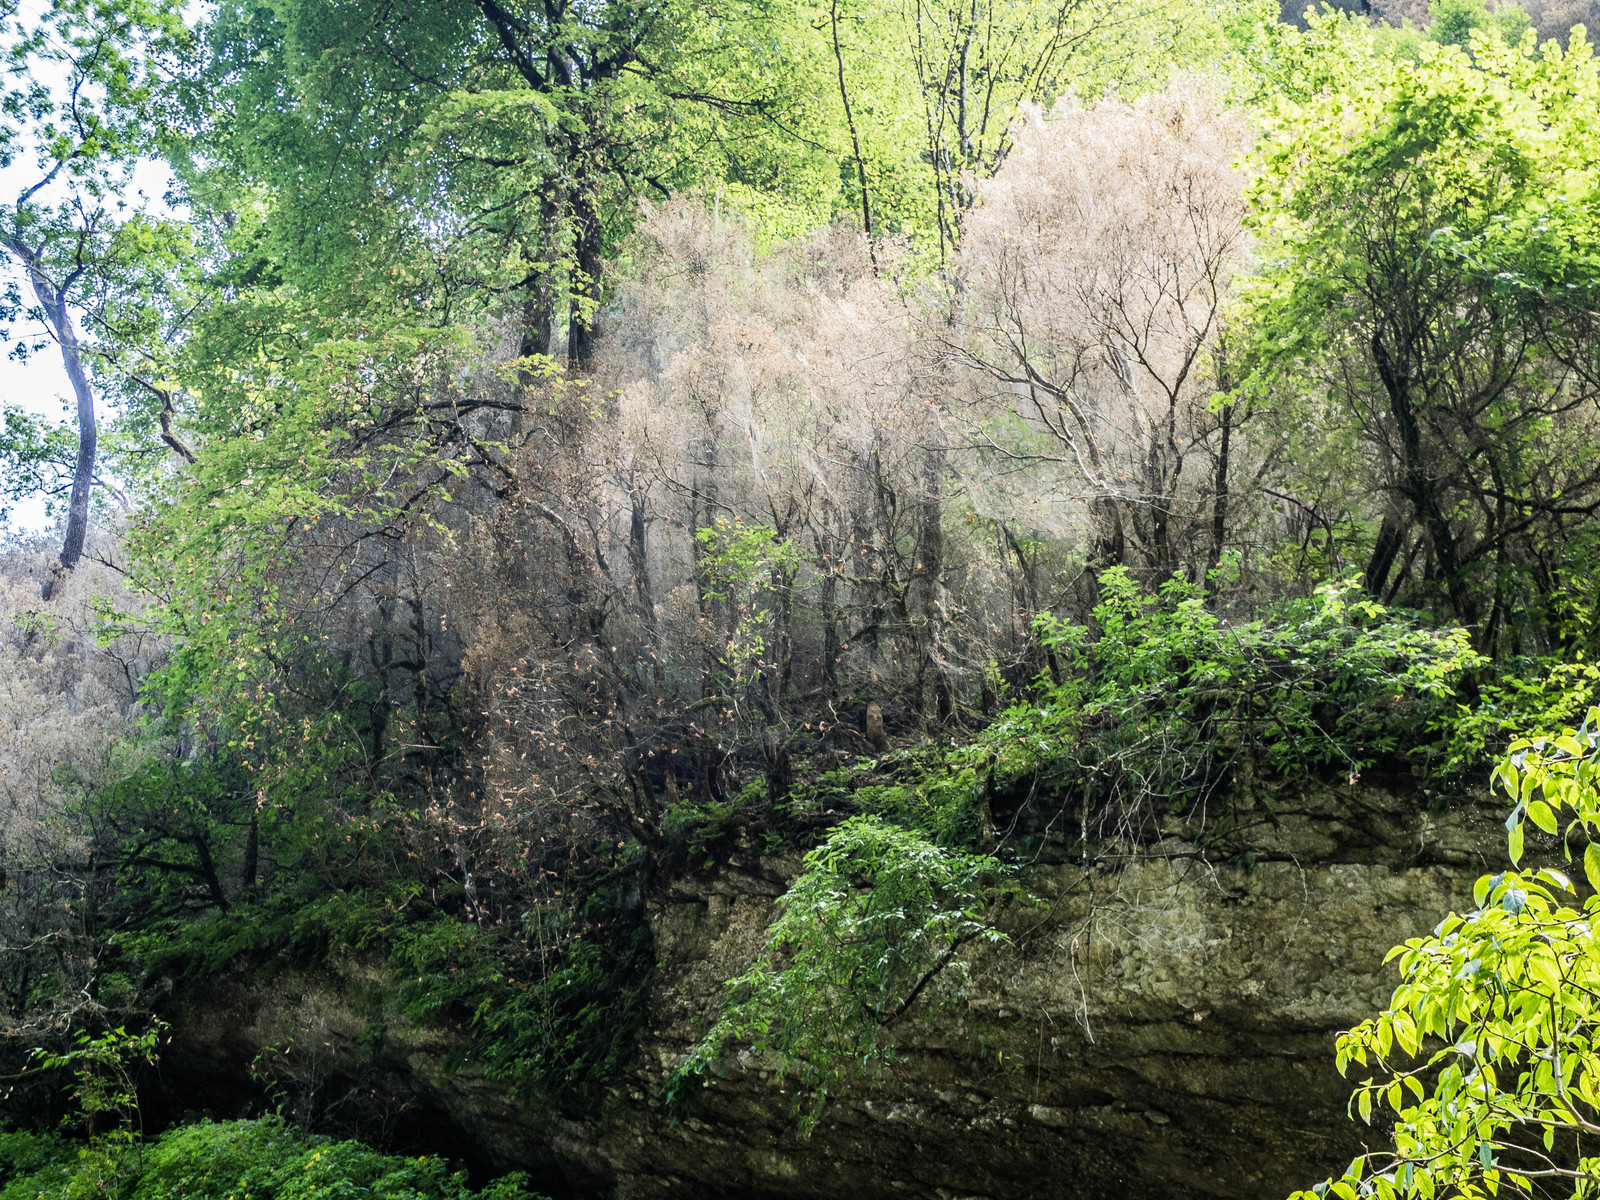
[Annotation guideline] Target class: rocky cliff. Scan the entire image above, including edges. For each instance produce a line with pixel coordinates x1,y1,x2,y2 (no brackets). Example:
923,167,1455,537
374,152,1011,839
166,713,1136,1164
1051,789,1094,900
158,783,1508,1200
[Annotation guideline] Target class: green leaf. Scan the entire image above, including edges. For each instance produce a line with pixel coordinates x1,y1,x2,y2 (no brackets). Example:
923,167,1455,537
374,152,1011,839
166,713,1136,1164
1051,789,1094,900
1528,799,1558,835
1529,947,1560,991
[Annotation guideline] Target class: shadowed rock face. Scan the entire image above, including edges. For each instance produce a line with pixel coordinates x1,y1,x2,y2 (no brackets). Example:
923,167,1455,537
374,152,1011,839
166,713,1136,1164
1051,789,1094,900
158,785,1509,1200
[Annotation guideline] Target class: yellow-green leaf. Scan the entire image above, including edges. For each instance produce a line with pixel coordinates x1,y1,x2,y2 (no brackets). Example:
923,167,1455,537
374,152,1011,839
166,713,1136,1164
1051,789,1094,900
1528,799,1558,834
1529,947,1560,991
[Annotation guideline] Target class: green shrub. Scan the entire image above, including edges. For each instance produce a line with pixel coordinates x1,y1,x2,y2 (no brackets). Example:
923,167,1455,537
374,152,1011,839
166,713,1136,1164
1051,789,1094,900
0,1129,74,1200
116,881,652,1106
1015,569,1479,794
1442,656,1600,775
669,815,1017,1135
0,1119,545,1200
945,570,1483,847
779,571,1484,856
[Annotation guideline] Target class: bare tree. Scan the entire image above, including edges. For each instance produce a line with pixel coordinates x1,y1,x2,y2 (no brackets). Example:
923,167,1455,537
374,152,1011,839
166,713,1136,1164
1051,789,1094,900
939,87,1255,585
905,0,1213,258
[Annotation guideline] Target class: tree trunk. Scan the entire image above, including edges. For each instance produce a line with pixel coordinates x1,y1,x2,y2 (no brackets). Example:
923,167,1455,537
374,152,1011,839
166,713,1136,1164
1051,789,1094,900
568,179,603,370
1210,396,1234,577
189,827,230,912
817,526,841,692
1002,522,1060,685
15,253,96,600
1091,497,1126,571
628,477,665,688
1370,331,1473,621
242,815,259,896
1363,511,1406,600
830,0,877,270
761,727,792,802
54,313,95,587
519,191,562,373
520,287,554,371
916,448,952,722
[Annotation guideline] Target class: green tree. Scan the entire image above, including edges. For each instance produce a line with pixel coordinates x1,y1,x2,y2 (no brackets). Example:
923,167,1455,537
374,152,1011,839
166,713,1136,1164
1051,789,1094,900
1243,32,1600,650
1294,708,1600,1200
185,0,853,370
1426,0,1531,49
0,0,190,594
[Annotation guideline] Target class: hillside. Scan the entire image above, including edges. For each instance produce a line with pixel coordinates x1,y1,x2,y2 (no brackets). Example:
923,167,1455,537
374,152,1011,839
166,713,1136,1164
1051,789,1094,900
5,1,1600,1197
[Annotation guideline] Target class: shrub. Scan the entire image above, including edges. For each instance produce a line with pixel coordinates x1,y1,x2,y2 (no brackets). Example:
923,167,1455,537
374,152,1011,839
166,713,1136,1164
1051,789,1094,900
0,1119,546,1200
668,815,1017,1135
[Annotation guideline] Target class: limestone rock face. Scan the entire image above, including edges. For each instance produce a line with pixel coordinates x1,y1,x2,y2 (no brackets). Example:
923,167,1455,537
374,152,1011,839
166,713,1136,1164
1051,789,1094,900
160,785,1508,1200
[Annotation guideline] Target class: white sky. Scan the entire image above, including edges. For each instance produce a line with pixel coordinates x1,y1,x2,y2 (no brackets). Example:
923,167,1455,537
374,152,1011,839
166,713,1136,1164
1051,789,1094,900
0,344,68,533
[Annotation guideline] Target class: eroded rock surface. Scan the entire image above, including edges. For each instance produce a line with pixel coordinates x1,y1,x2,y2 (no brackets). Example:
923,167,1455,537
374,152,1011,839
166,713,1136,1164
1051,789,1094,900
160,784,1509,1200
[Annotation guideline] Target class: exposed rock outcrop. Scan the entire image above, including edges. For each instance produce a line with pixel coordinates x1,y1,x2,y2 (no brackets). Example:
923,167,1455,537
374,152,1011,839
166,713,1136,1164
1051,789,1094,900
158,784,1509,1200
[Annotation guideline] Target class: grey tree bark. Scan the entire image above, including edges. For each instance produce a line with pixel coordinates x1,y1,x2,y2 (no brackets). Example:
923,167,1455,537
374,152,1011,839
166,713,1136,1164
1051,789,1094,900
6,240,97,600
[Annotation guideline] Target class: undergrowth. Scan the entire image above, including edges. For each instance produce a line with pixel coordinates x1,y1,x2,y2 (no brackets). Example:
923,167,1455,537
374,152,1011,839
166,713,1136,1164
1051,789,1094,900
113,884,653,1106
93,570,1600,1122
0,1118,544,1200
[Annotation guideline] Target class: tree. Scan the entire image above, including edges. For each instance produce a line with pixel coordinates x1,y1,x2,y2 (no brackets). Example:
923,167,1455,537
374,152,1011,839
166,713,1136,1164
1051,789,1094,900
1294,707,1600,1200
904,0,1252,259
1244,32,1600,649
1426,0,1532,48
189,0,846,373
0,0,187,596
942,87,1255,585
